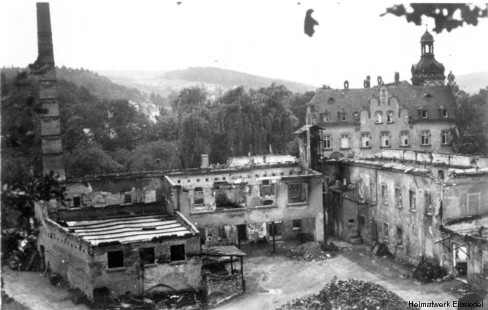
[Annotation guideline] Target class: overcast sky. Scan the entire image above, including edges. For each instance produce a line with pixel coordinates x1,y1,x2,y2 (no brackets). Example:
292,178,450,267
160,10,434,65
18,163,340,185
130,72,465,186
1,0,487,88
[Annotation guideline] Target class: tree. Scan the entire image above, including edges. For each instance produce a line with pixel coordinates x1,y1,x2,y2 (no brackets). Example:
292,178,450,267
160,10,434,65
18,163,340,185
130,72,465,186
452,88,488,155
381,3,488,33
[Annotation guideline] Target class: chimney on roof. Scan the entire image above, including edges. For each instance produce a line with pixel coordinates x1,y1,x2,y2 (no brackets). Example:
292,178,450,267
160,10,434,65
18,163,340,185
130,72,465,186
344,80,349,90
201,154,209,169
395,72,400,85
364,76,370,88
36,3,65,180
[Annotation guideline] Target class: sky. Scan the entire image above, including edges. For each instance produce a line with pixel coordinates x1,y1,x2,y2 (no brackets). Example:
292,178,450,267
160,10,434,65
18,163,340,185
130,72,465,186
1,0,487,88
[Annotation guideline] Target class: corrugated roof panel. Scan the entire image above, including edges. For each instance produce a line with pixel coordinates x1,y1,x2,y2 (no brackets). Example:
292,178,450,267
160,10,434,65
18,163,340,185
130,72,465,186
65,214,195,246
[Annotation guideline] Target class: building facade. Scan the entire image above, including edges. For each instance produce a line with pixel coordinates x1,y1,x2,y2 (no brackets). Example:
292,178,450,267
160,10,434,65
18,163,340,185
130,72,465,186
305,31,459,160
162,155,325,246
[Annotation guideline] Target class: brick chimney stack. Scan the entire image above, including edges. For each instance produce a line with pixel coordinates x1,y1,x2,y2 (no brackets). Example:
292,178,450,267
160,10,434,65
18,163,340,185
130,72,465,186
36,3,65,180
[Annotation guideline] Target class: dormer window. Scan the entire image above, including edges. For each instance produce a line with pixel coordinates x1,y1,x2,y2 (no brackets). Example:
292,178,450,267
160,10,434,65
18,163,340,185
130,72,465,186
418,109,428,119
327,98,335,105
323,113,330,122
338,112,347,122
440,109,448,118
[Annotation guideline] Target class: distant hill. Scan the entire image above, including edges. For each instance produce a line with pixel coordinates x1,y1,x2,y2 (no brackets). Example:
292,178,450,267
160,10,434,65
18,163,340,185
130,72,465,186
99,67,316,99
455,72,488,94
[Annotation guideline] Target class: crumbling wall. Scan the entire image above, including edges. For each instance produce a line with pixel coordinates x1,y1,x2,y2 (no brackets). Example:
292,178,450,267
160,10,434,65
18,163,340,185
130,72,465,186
443,176,488,220
204,272,243,301
90,235,201,298
35,203,93,298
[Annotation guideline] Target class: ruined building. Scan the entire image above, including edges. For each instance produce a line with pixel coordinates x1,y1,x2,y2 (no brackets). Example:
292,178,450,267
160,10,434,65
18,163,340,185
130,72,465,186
304,30,458,159
295,30,488,292
31,3,324,302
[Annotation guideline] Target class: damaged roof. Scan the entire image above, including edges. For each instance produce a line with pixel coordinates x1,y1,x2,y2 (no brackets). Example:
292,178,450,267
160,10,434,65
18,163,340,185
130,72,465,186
203,245,246,257
444,214,488,240
62,213,198,246
327,157,433,177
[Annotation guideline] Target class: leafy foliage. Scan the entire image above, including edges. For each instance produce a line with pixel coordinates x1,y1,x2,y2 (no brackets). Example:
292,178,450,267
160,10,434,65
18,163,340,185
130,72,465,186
452,88,488,155
381,3,488,33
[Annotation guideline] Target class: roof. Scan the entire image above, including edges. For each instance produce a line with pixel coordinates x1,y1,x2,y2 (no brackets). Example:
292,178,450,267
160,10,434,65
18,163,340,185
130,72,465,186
327,157,433,177
63,213,198,246
203,246,246,257
444,214,488,240
294,124,321,135
420,30,434,43
226,155,298,168
309,83,456,125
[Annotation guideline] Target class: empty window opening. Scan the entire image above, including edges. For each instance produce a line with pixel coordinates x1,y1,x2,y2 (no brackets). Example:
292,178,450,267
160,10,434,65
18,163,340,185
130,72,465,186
438,170,445,180
375,112,383,123
409,190,417,210
386,112,393,123
348,219,355,224
288,183,307,203
139,247,155,265
194,187,204,205
107,250,124,268
124,194,132,204
293,219,302,231
170,244,185,261
73,196,81,207
396,227,403,245
395,187,402,208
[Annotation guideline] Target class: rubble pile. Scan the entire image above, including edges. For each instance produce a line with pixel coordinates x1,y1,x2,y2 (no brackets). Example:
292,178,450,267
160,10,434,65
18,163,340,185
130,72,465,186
285,242,330,261
277,279,418,310
371,242,393,258
412,258,448,283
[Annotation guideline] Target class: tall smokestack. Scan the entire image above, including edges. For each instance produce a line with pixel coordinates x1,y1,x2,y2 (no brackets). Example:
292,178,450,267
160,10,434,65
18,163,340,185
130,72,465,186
36,3,65,180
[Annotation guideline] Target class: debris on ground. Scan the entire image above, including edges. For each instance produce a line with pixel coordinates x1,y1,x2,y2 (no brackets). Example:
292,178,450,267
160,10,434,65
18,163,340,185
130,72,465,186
284,242,331,261
412,257,448,283
371,242,393,258
276,279,419,310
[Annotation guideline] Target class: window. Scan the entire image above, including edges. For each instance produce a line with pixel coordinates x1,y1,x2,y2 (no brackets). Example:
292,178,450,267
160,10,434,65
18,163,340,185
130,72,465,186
386,111,394,123
381,132,390,147
369,180,376,202
288,183,307,204
395,187,402,208
438,170,445,180
419,109,428,118
424,192,432,214
107,250,124,268
409,190,416,210
324,135,331,149
124,194,132,204
381,184,388,204
139,247,155,265
323,113,330,122
441,130,451,145
194,187,204,205
260,180,275,197
400,131,409,147
361,133,370,148
73,196,81,207
383,223,389,239
421,131,430,146
439,108,448,118
396,227,403,245
170,244,186,261
293,219,302,231
375,112,383,123
339,112,347,121
340,134,349,149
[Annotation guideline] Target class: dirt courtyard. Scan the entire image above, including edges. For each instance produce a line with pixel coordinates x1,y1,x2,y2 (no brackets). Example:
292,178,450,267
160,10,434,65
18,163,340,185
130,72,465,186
2,240,474,310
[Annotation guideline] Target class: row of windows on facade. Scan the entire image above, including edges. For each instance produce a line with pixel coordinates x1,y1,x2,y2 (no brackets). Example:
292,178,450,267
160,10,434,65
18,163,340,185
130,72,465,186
353,216,405,245
378,185,433,213
175,171,292,184
323,130,451,149
314,108,448,123
107,244,186,269
192,182,308,205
